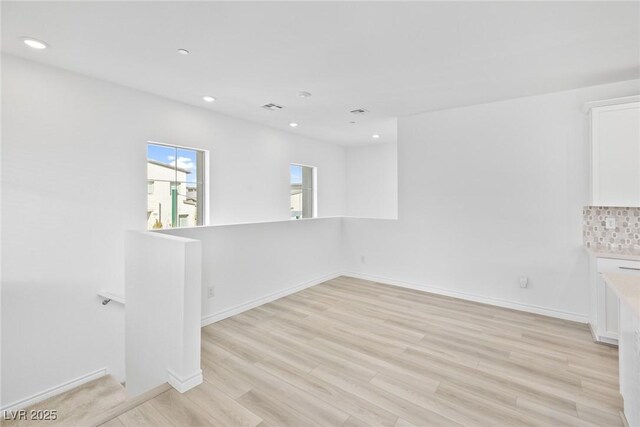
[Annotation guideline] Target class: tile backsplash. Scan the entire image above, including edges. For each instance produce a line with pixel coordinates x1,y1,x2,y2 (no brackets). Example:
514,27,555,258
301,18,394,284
583,206,640,250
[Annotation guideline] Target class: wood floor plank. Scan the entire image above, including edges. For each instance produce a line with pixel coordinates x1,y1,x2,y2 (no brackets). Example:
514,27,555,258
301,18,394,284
217,354,351,427
237,389,318,427
4,376,127,427
116,399,175,426
147,389,219,426
515,397,600,427
99,418,126,427
111,276,622,426
434,380,538,426
312,364,460,426
368,375,479,425
215,319,320,372
183,380,262,427
249,325,379,382
341,415,373,427
393,418,418,427
201,355,255,399
255,358,398,427
576,403,625,426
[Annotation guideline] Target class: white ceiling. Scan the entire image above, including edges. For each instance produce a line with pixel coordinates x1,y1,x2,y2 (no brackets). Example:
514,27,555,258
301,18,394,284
2,1,639,146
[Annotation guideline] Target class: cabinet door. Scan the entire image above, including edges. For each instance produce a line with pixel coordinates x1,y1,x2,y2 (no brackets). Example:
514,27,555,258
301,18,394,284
597,273,619,340
595,258,640,344
591,102,640,207
619,302,640,427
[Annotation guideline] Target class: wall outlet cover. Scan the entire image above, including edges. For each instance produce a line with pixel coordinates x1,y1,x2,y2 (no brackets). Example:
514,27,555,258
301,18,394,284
519,276,528,288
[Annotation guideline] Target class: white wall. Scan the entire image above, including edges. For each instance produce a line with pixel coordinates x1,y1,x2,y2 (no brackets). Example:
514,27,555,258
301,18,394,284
0,55,346,408
125,231,202,396
346,143,398,219
208,123,346,224
343,80,640,321
4,51,639,411
161,217,344,325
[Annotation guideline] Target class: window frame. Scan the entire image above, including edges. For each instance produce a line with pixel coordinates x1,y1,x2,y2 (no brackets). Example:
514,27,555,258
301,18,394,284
290,163,317,219
147,140,210,229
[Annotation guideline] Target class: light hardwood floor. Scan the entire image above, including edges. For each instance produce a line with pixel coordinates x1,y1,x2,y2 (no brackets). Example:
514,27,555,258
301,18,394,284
104,276,623,426
2,375,128,427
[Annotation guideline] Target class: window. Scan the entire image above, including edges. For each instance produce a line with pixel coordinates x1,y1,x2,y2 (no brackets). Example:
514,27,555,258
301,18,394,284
290,164,315,219
147,143,205,229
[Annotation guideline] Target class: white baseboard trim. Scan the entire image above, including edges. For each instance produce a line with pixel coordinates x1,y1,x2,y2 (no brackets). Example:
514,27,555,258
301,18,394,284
1,367,108,414
595,335,619,346
587,323,618,346
589,325,619,347
199,270,589,325
588,322,599,342
200,272,343,327
620,409,630,427
343,271,589,324
167,369,203,393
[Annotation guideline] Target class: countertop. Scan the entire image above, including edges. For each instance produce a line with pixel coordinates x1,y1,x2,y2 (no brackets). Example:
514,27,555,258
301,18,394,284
585,247,640,262
603,273,640,318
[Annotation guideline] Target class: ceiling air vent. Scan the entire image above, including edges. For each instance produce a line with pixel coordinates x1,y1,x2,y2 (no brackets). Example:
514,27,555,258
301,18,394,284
350,108,369,114
262,103,285,111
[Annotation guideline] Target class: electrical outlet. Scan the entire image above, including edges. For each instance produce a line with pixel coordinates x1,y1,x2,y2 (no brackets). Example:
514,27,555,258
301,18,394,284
605,217,616,230
519,276,528,288
207,286,215,299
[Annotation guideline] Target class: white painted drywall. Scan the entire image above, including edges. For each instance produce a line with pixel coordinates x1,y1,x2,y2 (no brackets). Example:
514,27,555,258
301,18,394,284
346,143,398,219
343,79,640,321
160,217,344,324
0,55,346,408
125,231,202,396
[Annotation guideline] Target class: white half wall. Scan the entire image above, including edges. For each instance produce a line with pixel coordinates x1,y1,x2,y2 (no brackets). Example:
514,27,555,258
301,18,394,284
342,79,640,322
160,217,344,325
346,143,398,219
0,55,346,408
125,231,202,397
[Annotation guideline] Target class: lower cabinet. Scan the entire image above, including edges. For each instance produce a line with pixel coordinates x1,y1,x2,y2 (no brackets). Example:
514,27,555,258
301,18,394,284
619,301,640,427
590,257,640,345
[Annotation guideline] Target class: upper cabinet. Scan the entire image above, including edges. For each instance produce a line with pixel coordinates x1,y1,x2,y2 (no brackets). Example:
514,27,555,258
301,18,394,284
587,96,640,207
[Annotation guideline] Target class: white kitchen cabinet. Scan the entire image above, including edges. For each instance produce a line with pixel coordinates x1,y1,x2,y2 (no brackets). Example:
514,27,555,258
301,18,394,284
587,97,640,207
590,257,640,345
619,298,640,427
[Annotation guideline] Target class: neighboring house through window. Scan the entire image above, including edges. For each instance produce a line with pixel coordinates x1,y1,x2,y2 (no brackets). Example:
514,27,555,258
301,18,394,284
290,164,315,219
147,142,206,229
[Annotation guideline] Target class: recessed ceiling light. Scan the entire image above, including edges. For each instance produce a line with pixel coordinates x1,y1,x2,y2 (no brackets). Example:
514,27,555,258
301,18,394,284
22,37,48,50
372,134,380,139
289,122,299,127
177,48,190,55
203,96,216,103
298,91,312,98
